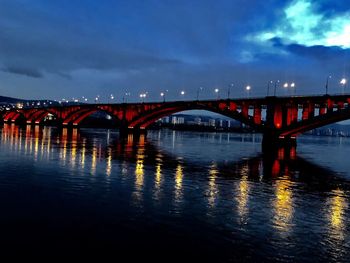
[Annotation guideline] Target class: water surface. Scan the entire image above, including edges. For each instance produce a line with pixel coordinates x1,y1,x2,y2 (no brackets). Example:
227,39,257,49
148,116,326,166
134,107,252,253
0,124,349,262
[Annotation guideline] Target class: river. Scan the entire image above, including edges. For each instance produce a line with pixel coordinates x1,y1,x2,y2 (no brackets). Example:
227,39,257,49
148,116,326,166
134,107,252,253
0,124,349,262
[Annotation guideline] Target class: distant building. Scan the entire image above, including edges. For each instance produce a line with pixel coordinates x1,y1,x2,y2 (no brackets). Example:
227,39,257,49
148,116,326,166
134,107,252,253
208,119,216,127
171,116,177,124
194,117,201,125
177,117,185,124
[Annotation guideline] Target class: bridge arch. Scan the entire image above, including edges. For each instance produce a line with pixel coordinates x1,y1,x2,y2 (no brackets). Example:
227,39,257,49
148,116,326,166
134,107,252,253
127,101,263,131
280,108,350,137
26,109,57,124
62,107,123,126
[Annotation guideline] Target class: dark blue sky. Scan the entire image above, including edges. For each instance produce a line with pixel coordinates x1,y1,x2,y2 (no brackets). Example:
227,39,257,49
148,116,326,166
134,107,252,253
0,0,349,102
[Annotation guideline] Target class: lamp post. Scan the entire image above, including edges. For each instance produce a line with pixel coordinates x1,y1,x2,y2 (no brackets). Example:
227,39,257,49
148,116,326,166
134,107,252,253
267,80,273,96
246,85,251,98
340,78,347,94
283,82,289,95
214,88,219,99
325,75,331,95
196,87,203,100
290,82,296,95
140,93,146,103
123,92,130,103
109,94,114,104
228,83,233,99
273,80,280,96
180,90,185,100
160,92,165,102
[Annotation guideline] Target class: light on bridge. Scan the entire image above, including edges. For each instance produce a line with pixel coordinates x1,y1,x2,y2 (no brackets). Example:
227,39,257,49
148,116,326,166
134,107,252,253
340,78,347,94
246,85,251,98
140,93,147,102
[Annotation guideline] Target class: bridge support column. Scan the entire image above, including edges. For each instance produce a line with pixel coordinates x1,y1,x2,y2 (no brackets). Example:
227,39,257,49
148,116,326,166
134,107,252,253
262,132,297,153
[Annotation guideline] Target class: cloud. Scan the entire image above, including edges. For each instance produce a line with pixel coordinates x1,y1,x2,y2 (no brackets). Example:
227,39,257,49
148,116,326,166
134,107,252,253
0,1,182,78
281,43,350,61
251,0,350,49
1,66,43,78
0,0,348,100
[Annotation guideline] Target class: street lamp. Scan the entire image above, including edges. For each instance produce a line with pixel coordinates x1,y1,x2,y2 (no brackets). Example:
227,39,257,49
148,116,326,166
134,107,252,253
109,94,114,104
273,80,280,96
325,75,331,95
228,83,233,99
139,93,146,103
160,92,165,102
290,82,296,95
196,87,203,100
340,78,347,94
214,88,219,99
246,85,251,98
123,92,131,103
267,80,273,96
180,90,185,100
283,82,289,95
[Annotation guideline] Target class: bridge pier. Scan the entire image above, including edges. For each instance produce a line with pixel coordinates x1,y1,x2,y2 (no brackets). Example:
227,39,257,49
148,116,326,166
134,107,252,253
262,133,296,153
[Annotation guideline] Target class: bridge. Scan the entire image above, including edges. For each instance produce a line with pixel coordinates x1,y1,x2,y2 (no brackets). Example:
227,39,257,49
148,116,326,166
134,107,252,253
1,94,350,150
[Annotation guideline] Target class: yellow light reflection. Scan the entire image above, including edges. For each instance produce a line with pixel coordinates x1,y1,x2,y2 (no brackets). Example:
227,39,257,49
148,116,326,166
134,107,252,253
106,148,112,176
91,147,97,175
80,142,86,169
60,128,68,165
34,126,40,160
208,163,219,208
135,145,145,188
70,128,78,168
155,163,162,188
327,189,348,241
174,163,184,203
273,178,294,233
132,146,145,206
24,125,31,154
236,175,249,223
153,162,163,202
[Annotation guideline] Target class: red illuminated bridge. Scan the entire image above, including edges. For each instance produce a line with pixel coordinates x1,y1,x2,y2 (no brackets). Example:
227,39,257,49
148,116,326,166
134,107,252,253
2,94,350,150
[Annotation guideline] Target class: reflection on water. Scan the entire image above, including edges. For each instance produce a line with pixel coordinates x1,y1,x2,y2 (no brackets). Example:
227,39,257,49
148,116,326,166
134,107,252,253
273,177,294,234
0,124,349,261
328,189,348,239
208,163,218,209
236,174,249,225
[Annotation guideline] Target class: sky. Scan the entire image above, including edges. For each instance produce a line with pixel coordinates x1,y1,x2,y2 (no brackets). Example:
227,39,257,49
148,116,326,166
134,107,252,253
0,0,350,102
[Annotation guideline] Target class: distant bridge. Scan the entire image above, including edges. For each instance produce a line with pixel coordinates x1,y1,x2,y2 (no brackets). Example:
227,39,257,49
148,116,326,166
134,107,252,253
1,94,350,149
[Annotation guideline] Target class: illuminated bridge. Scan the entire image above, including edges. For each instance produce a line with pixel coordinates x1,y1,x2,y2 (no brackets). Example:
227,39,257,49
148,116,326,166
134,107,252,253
1,94,350,150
